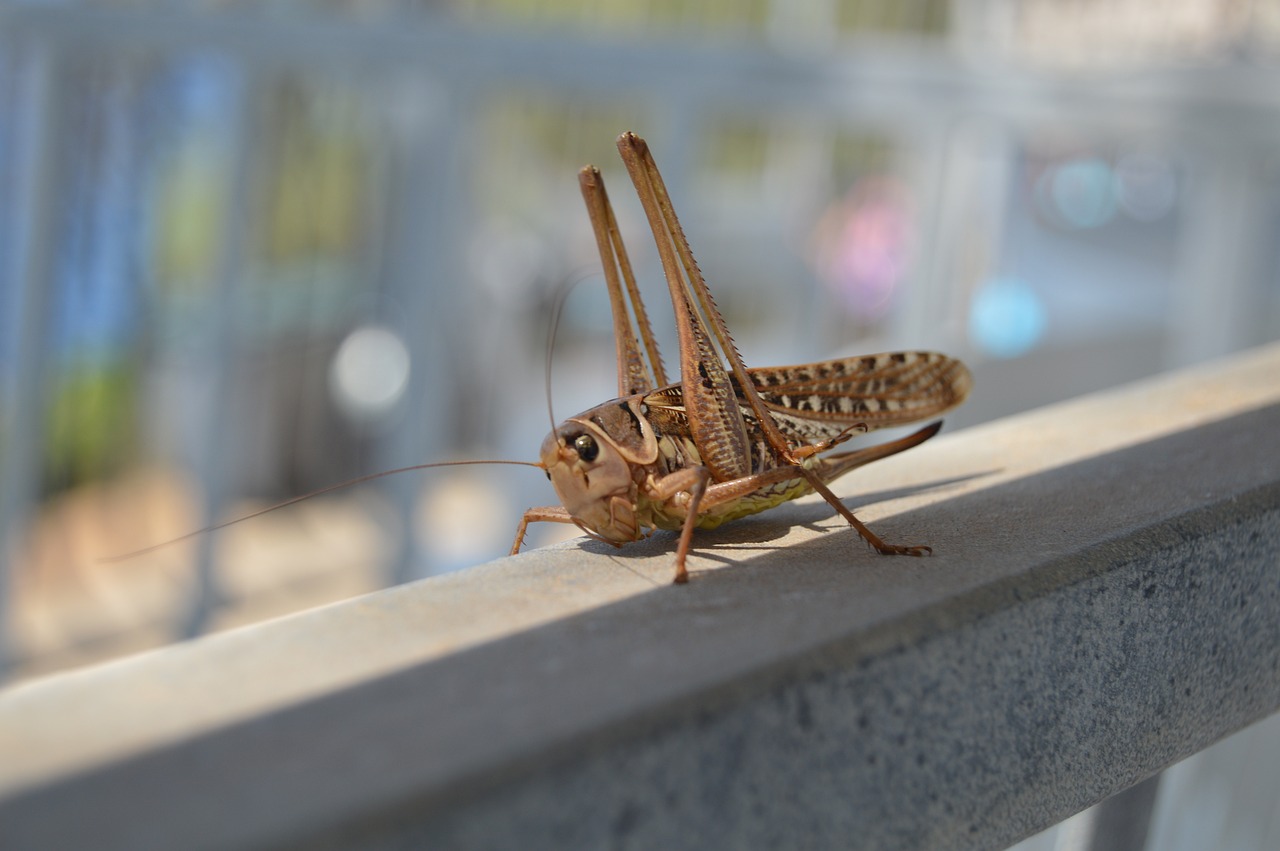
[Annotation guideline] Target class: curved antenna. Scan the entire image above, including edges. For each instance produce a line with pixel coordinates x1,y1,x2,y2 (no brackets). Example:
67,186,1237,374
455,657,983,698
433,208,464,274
102,459,544,562
543,273,583,433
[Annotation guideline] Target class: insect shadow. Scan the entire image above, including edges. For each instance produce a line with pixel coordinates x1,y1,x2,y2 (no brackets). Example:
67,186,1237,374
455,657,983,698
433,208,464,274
577,470,999,576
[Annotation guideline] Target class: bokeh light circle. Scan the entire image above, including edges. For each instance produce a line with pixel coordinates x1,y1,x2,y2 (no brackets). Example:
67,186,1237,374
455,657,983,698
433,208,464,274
969,277,1047,358
329,325,411,422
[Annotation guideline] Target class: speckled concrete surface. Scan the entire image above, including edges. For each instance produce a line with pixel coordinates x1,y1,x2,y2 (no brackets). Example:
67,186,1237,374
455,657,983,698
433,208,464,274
1,343,1278,851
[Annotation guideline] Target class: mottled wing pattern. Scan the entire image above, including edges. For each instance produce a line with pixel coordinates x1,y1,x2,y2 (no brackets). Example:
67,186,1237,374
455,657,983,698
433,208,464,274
642,350,971,463
748,351,972,445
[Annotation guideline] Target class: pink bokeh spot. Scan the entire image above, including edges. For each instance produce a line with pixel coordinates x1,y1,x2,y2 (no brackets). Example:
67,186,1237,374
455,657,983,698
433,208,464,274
813,177,910,321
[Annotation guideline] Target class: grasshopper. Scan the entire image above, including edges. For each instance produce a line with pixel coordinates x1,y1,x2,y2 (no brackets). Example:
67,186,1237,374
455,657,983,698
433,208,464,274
113,133,969,585
510,132,971,584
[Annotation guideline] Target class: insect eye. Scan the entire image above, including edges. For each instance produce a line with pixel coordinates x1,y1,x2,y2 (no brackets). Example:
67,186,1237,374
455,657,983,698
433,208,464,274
574,434,599,463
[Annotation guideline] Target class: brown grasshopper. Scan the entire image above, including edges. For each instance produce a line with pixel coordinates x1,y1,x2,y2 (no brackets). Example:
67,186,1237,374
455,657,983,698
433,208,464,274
113,133,969,585
510,132,971,584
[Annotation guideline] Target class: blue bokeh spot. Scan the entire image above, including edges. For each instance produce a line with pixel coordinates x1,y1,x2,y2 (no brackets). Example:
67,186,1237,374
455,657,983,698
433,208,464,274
969,277,1047,358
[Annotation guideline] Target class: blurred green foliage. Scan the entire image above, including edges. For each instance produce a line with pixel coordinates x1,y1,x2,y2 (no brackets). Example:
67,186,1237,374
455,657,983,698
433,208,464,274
43,360,139,496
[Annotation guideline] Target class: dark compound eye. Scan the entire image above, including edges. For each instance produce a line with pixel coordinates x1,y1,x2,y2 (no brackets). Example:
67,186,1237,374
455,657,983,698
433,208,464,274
573,434,599,463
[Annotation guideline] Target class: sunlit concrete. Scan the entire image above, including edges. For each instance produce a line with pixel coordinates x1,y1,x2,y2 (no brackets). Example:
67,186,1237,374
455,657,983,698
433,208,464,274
1,343,1278,851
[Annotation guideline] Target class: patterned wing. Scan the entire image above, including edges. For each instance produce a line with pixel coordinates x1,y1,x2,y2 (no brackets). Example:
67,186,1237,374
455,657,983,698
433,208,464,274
747,351,972,445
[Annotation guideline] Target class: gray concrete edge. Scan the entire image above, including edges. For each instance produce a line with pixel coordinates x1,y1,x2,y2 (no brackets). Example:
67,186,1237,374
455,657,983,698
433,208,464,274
1,345,1279,851
310,480,1280,850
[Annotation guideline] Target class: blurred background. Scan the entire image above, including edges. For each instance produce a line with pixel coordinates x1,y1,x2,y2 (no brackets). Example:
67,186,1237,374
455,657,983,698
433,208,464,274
0,1,1278,843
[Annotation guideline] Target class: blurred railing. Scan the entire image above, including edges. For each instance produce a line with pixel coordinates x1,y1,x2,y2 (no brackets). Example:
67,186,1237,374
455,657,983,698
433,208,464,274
3,1,1280,686
1,342,1277,850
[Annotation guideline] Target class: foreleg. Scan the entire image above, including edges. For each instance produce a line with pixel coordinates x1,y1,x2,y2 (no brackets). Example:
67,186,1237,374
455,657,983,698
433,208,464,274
510,506,577,555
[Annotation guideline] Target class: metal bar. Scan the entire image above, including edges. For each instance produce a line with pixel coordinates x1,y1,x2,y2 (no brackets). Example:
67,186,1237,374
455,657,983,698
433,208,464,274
180,70,259,637
1086,774,1162,851
1,6,1279,141
0,44,61,678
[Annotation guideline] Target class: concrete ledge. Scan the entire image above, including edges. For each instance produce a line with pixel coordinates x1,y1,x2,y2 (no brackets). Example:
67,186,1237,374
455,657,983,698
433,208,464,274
1,343,1279,850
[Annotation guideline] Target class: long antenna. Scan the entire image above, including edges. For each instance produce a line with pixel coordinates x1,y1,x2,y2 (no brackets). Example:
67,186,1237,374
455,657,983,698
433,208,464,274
102,459,543,561
544,274,582,433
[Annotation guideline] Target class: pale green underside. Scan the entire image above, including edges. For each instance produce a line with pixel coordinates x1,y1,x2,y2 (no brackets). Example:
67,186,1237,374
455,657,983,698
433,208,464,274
643,477,813,532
